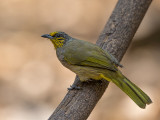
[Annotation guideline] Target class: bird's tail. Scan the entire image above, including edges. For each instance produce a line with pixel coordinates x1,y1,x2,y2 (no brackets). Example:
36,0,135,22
102,72,152,109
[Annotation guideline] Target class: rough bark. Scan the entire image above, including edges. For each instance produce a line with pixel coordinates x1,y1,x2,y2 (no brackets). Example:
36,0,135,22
49,0,152,120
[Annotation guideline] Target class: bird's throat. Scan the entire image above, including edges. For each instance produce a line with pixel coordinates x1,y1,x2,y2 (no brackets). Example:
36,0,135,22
50,38,64,49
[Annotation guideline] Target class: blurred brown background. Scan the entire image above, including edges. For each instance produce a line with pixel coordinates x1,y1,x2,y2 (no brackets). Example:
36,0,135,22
0,0,160,120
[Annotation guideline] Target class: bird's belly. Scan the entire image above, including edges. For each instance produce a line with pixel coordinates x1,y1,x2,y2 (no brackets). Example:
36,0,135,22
68,65,103,82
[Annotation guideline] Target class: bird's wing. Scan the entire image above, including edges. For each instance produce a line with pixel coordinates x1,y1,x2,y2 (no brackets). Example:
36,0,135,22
103,50,123,67
63,40,118,71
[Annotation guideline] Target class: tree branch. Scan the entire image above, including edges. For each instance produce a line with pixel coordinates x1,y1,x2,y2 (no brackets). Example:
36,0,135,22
48,0,152,120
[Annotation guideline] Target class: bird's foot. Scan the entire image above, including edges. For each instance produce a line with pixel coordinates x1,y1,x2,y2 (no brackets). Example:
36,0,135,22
68,84,81,90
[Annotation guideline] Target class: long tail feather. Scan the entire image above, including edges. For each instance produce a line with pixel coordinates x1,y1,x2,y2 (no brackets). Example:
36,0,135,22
102,73,152,109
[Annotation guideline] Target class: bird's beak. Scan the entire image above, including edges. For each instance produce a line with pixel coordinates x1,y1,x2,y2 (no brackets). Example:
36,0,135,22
41,34,54,39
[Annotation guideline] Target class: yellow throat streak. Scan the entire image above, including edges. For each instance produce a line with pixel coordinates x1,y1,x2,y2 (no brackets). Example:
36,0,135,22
49,32,64,49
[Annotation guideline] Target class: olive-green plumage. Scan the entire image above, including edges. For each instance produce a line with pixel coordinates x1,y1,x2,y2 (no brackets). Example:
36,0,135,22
41,31,152,109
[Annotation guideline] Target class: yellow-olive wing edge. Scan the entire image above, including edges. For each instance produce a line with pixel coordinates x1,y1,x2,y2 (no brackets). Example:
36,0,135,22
63,39,118,71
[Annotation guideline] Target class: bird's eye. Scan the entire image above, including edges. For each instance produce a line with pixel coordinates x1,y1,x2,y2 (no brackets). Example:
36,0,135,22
56,34,61,37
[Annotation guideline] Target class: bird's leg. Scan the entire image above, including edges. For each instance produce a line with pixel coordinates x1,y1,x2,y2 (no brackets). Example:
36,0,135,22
68,76,81,90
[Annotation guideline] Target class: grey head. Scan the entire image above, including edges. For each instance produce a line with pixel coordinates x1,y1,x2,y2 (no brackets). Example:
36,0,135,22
41,31,72,48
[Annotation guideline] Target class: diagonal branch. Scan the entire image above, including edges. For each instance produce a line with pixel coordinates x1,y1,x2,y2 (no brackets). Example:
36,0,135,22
49,0,152,120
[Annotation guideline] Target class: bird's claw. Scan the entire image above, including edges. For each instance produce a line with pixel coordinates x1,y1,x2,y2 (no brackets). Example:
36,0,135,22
68,85,81,90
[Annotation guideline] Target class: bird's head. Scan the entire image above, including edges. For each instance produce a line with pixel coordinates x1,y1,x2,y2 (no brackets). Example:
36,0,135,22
41,31,71,49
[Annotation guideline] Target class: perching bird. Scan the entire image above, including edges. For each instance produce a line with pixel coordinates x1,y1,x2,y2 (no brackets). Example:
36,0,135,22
41,31,152,109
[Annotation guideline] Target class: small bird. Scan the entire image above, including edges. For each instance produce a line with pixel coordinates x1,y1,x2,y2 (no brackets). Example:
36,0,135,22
41,31,152,109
